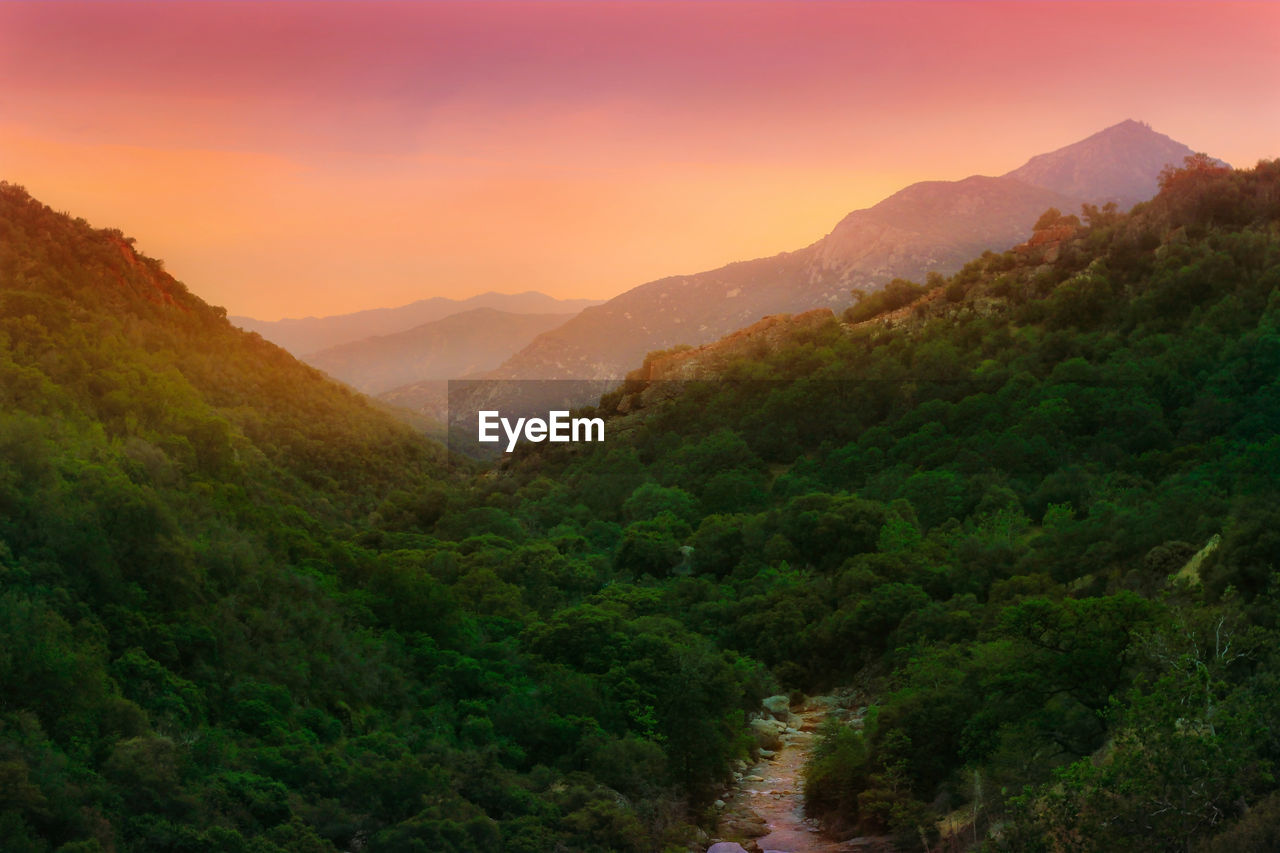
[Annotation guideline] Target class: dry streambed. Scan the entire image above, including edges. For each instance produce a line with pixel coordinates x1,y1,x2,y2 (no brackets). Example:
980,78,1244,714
705,695,890,853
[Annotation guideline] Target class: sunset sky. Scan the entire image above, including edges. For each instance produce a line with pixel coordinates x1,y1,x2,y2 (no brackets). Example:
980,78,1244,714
1,1,1277,320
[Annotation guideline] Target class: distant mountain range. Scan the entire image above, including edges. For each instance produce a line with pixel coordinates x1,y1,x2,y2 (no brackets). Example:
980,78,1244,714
307,307,578,396
232,291,601,356
483,120,1211,383
238,121,1211,421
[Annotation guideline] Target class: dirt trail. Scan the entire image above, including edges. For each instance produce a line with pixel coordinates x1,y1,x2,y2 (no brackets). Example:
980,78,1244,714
714,698,888,853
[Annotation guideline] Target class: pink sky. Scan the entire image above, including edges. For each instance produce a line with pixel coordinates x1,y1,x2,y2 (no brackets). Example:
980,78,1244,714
1,1,1276,320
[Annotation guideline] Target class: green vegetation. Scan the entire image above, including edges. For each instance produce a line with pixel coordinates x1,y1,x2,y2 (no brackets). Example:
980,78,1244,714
844,277,931,324
0,184,764,852
3,156,1280,851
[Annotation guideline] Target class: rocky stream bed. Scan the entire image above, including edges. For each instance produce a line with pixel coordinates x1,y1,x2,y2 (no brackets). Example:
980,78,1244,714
703,695,892,853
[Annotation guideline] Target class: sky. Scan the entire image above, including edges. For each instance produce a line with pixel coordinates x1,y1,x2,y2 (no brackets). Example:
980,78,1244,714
1,1,1277,321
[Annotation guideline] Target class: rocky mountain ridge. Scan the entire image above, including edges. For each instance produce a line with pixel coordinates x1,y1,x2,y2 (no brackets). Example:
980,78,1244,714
484,120,1210,386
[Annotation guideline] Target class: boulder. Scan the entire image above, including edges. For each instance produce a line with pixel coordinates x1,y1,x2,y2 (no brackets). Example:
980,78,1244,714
707,843,751,853
717,813,768,838
761,694,792,720
749,717,785,751
798,694,838,713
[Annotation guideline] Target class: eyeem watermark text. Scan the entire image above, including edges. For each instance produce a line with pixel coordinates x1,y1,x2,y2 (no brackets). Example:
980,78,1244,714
478,410,605,452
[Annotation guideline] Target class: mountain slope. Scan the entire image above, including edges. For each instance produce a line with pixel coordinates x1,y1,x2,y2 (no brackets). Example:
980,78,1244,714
809,174,1082,294
232,290,601,356
0,182,440,504
486,120,1207,383
484,249,818,379
0,181,760,852
306,307,580,395
1004,118,1212,207
538,158,1280,851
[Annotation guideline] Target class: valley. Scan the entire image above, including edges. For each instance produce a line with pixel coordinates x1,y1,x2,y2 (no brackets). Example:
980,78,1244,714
2,148,1279,853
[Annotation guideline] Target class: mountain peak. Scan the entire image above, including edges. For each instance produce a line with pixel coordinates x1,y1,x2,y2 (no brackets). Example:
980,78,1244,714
1004,119,1212,208
1106,117,1153,132
1087,118,1178,146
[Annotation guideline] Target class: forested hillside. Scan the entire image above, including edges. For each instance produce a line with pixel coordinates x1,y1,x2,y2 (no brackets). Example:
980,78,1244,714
3,156,1280,853
0,183,766,852
496,157,1280,851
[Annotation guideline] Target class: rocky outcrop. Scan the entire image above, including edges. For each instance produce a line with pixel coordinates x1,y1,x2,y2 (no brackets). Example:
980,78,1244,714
108,235,189,312
1013,223,1078,264
843,286,949,334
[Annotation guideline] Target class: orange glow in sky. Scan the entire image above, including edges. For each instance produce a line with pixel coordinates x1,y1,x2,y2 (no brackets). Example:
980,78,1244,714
1,1,1277,319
